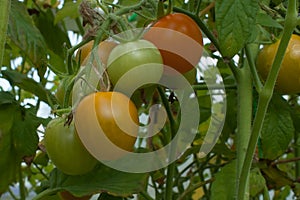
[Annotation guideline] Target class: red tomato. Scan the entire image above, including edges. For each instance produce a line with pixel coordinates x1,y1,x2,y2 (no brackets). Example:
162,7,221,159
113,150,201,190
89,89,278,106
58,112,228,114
144,13,203,74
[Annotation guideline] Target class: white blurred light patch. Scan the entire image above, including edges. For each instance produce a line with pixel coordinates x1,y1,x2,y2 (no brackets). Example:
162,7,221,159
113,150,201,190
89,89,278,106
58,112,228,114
0,78,11,91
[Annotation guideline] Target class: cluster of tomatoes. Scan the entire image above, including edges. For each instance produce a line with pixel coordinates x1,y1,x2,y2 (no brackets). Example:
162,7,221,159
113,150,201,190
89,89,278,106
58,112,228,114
43,9,300,199
45,12,203,180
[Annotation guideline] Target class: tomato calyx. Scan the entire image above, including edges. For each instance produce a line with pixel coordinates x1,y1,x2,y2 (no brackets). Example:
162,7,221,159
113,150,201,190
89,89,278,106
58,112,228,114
64,112,74,127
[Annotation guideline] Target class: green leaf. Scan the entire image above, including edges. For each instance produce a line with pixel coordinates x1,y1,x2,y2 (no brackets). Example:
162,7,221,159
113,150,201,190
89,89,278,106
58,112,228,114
49,165,148,197
2,70,57,105
249,168,266,197
256,13,283,29
210,160,236,200
0,100,49,193
7,0,47,67
0,104,18,193
47,49,67,75
0,91,15,105
12,107,41,157
54,1,81,24
34,9,71,59
260,95,294,160
215,0,259,57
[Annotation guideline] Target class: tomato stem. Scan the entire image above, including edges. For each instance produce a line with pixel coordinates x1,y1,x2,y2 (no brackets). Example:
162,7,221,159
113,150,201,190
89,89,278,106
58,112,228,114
66,37,93,75
157,0,165,19
0,0,10,68
245,44,263,92
195,0,202,16
177,178,215,200
139,191,154,200
114,0,148,16
237,0,298,199
52,108,72,116
18,165,26,200
166,0,173,15
235,59,253,200
8,188,18,200
157,87,177,200
192,83,237,90
63,76,76,109
32,188,59,200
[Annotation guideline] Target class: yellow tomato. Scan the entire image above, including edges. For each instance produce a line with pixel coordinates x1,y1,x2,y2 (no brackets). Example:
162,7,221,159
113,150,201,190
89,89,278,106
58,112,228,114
256,34,300,94
74,91,139,161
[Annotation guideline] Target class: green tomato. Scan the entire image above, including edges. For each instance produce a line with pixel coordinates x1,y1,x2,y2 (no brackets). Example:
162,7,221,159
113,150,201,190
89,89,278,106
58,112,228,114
44,117,98,175
183,67,197,85
107,39,163,91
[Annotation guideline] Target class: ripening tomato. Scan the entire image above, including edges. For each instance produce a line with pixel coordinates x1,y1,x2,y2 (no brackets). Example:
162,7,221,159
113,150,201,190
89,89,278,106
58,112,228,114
76,41,94,63
106,39,163,91
144,13,203,74
74,91,139,161
81,40,117,67
44,117,98,175
256,34,300,94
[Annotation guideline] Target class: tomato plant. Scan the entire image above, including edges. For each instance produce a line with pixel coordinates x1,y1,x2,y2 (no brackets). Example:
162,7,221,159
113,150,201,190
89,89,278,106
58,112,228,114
74,91,139,161
106,39,163,89
144,13,203,74
44,117,98,175
256,34,300,94
2,0,300,199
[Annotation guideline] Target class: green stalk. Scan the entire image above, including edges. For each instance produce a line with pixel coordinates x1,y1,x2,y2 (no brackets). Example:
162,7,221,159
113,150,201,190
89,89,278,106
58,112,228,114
195,0,202,15
75,17,85,36
139,191,154,200
263,184,271,200
166,0,173,15
66,37,93,75
237,0,298,199
245,44,263,92
114,0,147,16
295,128,300,179
8,188,18,200
235,60,253,200
0,0,11,68
32,188,59,200
157,87,177,200
177,178,214,200
18,166,26,200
